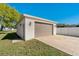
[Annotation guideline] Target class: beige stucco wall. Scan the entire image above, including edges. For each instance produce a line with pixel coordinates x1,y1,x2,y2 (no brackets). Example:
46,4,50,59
53,24,56,35
25,17,35,40
16,19,25,39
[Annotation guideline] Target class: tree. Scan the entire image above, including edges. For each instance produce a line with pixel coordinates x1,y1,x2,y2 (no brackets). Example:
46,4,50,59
0,3,21,30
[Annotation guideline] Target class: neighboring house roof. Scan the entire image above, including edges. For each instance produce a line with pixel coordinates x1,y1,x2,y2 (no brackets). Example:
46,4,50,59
17,14,56,25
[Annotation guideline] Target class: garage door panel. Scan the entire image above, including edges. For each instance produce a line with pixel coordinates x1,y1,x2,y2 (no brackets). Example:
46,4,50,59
35,23,53,37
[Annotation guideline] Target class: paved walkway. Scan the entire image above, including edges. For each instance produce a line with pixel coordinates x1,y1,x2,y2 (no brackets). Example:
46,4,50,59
36,35,79,56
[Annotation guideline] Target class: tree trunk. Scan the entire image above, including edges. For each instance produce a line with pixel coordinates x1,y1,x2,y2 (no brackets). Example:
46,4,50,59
0,25,4,31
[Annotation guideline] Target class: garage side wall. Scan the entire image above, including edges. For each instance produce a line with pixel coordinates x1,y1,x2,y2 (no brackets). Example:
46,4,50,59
16,19,25,39
25,17,35,40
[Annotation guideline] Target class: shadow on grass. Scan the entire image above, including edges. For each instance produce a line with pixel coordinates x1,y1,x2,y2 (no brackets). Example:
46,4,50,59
2,32,22,40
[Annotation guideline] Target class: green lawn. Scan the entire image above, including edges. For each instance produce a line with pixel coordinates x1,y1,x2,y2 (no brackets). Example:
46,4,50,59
0,31,71,56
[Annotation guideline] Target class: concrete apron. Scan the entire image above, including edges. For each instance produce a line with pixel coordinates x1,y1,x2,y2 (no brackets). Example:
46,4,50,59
36,35,79,56
12,40,24,43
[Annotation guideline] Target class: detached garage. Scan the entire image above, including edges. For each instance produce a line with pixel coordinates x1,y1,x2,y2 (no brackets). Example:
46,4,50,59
16,14,56,41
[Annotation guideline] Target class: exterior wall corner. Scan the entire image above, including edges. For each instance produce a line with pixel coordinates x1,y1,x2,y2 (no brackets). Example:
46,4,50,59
53,23,56,35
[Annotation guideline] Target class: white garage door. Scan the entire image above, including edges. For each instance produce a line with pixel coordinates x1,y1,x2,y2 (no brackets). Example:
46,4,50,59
35,22,53,37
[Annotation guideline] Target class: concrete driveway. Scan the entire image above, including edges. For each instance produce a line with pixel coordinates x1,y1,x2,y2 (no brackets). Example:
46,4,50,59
36,35,79,56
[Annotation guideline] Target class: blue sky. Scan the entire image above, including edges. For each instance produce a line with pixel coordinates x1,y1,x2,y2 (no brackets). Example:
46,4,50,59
8,3,79,24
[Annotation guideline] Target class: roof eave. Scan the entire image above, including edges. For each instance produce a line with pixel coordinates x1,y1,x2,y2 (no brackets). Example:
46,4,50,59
23,14,57,24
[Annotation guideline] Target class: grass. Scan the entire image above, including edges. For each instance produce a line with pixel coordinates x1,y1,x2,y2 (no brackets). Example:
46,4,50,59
0,31,8,40
0,31,71,56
